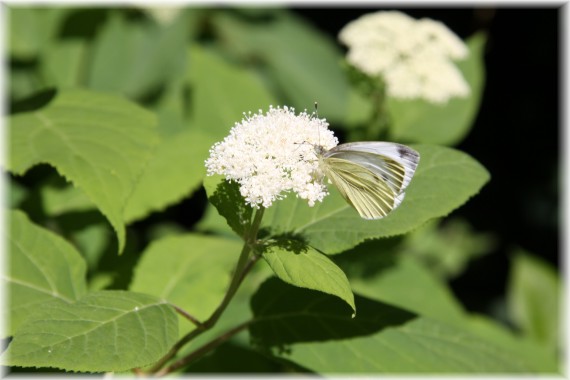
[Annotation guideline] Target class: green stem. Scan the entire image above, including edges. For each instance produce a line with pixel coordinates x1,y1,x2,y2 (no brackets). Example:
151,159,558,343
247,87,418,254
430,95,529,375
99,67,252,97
147,207,265,375
155,321,251,376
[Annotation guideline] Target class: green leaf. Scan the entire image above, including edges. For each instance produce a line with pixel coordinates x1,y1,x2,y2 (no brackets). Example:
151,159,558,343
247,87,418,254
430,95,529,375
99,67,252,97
190,44,276,144
249,278,537,373
202,175,253,239
7,89,158,253
388,33,487,145
130,234,242,324
122,79,208,223
42,182,94,216
262,242,355,314
3,290,178,372
462,314,559,372
212,11,350,124
338,242,559,373
263,144,490,254
8,179,29,208
403,217,496,279
507,250,560,350
40,40,87,87
8,7,68,60
124,126,210,222
341,252,466,325
185,341,283,373
3,210,87,336
88,11,188,98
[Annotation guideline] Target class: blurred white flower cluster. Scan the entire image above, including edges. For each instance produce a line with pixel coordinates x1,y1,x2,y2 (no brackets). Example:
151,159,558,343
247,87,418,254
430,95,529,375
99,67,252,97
205,106,338,208
339,11,470,104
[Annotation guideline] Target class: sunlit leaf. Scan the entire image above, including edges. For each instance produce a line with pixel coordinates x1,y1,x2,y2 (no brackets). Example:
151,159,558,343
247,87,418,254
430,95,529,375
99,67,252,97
7,89,158,253
3,210,87,336
130,234,241,324
3,291,178,372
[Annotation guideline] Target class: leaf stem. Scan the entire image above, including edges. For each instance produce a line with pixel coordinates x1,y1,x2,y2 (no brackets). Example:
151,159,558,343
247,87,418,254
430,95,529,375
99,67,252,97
172,304,202,327
147,207,265,375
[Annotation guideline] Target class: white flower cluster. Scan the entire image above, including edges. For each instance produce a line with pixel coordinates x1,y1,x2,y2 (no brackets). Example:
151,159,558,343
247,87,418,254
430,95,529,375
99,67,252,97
205,106,338,208
339,11,470,104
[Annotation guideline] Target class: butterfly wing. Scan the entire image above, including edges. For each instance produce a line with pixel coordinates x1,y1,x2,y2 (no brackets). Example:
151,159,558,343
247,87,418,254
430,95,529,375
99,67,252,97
322,142,420,219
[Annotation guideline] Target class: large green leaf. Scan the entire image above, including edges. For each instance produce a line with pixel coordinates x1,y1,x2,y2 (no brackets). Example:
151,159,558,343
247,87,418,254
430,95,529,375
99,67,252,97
263,245,355,314
7,89,158,253
212,11,350,124
263,144,490,254
388,33,487,145
190,44,276,143
3,291,178,372
337,242,559,373
342,253,466,325
507,250,561,350
249,278,538,373
3,210,87,336
130,234,242,324
40,40,87,88
87,11,188,98
124,80,210,222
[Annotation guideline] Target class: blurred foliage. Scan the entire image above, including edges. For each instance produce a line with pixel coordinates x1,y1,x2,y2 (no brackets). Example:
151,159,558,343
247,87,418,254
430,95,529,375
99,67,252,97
4,5,560,375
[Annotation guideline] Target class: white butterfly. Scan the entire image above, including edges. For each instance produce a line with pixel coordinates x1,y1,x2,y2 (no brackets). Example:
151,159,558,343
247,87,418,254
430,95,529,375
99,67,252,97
316,142,420,219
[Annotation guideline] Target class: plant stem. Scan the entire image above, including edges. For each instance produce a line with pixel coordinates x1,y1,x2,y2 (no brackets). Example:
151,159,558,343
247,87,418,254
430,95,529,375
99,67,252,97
148,207,265,375
155,321,251,376
172,304,202,327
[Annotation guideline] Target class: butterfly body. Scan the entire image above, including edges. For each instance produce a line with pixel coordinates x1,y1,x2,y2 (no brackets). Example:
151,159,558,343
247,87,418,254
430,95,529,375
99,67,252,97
316,142,420,219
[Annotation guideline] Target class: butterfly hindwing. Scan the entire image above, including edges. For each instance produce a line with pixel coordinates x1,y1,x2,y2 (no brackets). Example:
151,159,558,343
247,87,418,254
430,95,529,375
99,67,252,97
322,157,397,219
325,142,419,193
319,142,420,220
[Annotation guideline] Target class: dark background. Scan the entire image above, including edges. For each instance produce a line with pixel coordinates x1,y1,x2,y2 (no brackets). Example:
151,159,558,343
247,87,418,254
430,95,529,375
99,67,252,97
293,7,560,315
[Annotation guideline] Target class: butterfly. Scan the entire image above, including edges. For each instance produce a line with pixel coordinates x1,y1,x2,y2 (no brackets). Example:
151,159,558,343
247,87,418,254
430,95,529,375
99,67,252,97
316,142,420,220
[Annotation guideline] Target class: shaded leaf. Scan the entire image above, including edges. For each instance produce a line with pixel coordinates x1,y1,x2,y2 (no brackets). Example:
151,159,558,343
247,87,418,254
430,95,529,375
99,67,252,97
249,278,537,373
3,210,87,336
212,11,350,124
338,242,559,373
388,33,487,145
8,7,68,59
341,253,466,325
507,250,560,350
87,11,188,98
3,291,178,372
403,217,496,279
202,175,253,239
40,40,87,87
42,182,94,216
7,89,158,253
263,144,490,254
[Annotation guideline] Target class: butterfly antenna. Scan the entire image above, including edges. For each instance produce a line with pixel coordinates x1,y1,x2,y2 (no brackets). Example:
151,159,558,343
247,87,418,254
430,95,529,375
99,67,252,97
314,101,320,146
